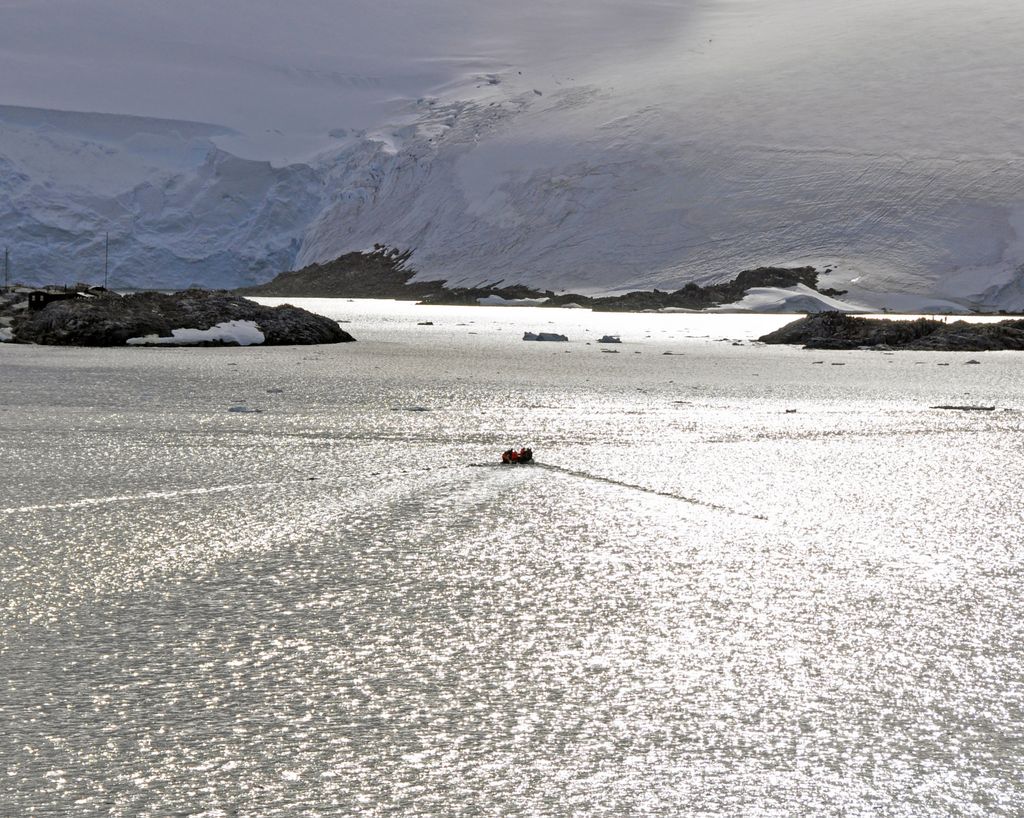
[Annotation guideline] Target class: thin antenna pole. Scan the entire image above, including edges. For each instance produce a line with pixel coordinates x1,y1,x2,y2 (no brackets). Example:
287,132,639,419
104,233,109,289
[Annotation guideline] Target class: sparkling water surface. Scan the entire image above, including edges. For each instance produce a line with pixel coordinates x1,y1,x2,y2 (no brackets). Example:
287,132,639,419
2,300,1022,816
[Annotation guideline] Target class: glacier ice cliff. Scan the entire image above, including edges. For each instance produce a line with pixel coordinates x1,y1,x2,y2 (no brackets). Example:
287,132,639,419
3,0,1024,310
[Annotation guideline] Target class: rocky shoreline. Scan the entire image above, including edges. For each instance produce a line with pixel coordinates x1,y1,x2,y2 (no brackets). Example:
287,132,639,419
236,246,847,312
3,289,354,346
759,312,1024,351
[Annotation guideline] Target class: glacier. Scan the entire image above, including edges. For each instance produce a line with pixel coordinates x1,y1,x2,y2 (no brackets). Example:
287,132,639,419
2,0,1024,309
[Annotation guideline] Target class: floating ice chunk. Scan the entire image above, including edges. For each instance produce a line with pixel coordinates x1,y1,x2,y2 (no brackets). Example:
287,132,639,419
597,335,621,344
127,320,266,346
228,405,262,413
523,331,568,341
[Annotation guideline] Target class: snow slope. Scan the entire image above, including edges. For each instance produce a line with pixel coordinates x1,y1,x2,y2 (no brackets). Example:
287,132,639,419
712,285,875,315
3,0,1024,308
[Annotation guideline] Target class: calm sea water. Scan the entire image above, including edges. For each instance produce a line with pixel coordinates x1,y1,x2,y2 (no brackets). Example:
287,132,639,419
2,300,1022,816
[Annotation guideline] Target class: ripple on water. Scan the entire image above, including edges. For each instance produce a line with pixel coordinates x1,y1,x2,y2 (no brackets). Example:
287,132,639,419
1,308,1023,815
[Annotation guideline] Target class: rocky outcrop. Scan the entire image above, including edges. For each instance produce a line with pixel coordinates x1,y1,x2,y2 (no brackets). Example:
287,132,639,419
588,267,832,312
238,249,844,313
11,289,354,346
759,311,1024,350
236,246,447,299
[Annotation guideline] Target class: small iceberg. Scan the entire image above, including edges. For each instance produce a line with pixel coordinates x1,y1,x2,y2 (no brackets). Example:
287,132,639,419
228,405,262,413
597,335,621,344
523,331,568,342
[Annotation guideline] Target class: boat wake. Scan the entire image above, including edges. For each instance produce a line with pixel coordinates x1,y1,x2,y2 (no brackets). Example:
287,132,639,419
471,461,767,520
0,480,319,516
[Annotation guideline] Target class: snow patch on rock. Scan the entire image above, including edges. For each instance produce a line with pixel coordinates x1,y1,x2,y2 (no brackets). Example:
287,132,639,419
127,320,266,346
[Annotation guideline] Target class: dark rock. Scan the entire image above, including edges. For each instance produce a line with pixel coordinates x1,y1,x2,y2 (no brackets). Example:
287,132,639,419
235,249,836,314
12,289,354,346
237,246,445,300
761,312,1024,351
809,338,862,350
421,283,552,306
590,266,822,312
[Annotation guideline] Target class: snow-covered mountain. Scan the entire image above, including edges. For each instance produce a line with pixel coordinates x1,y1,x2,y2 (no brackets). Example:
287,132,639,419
3,0,1024,309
